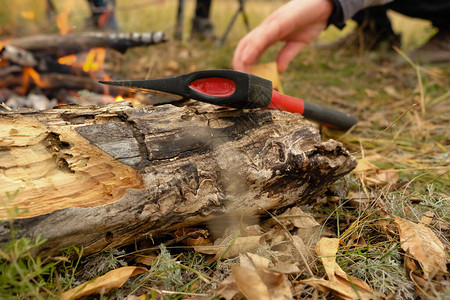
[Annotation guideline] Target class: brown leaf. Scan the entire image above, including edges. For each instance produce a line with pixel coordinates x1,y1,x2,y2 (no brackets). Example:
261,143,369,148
310,238,374,299
239,252,271,270
135,255,156,266
420,211,434,225
172,227,211,246
353,158,379,174
394,217,448,279
194,235,262,259
405,256,447,298
249,62,283,93
214,275,240,300
62,266,148,300
232,265,271,300
353,158,398,186
300,277,369,300
277,207,321,232
269,262,301,274
231,265,292,300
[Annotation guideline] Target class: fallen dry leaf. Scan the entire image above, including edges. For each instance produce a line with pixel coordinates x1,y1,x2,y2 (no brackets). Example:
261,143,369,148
232,265,292,300
353,158,379,173
232,265,271,300
420,211,434,225
217,252,296,300
240,252,270,269
194,235,262,259
215,275,240,300
249,62,283,93
306,237,374,300
62,266,148,300
301,277,371,300
394,217,448,279
353,158,398,186
275,207,321,233
404,256,447,298
135,254,156,266
172,227,211,246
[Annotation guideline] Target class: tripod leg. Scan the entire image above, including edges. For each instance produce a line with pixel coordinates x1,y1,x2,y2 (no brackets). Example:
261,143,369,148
220,0,247,45
174,0,186,41
240,0,251,32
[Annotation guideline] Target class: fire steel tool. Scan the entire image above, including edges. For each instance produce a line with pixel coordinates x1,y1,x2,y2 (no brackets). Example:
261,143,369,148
100,69,357,131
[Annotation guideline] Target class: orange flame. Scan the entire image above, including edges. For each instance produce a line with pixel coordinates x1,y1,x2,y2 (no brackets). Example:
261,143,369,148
58,54,77,66
83,48,106,72
115,95,124,102
22,67,49,94
114,95,140,105
56,11,70,35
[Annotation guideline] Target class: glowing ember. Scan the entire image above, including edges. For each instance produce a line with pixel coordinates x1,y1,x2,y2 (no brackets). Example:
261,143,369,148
115,95,124,102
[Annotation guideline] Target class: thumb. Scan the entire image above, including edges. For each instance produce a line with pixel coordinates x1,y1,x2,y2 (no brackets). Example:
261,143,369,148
276,41,306,73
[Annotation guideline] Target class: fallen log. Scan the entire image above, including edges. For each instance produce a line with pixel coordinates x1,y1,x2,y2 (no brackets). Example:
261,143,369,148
0,72,125,97
8,32,169,57
0,102,357,257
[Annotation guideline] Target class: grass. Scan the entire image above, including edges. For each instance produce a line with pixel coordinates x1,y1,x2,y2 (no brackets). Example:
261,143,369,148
1,192,83,299
1,0,449,298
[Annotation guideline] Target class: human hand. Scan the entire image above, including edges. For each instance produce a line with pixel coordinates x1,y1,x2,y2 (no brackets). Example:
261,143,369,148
232,0,333,73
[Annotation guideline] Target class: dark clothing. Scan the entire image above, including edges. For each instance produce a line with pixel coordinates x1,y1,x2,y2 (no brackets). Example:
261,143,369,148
194,0,211,19
385,0,450,30
331,0,450,31
87,0,118,30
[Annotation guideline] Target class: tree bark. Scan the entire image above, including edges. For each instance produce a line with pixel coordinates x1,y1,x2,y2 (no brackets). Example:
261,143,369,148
0,102,357,257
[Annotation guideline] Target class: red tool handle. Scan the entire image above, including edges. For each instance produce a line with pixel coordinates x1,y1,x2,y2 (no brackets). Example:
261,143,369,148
267,90,357,131
267,90,305,114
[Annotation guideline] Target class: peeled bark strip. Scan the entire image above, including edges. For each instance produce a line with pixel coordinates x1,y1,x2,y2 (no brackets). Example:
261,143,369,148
0,102,357,257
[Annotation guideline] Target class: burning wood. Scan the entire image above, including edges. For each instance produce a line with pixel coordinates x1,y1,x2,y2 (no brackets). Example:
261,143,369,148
8,31,168,57
0,31,168,109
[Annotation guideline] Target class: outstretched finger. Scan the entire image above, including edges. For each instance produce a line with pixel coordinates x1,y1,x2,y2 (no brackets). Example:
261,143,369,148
233,26,279,72
276,41,307,73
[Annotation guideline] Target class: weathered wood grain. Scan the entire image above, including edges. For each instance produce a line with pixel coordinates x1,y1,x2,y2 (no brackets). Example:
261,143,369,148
0,102,357,257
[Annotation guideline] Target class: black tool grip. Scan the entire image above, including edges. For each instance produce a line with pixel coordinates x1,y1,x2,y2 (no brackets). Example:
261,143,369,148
303,101,357,131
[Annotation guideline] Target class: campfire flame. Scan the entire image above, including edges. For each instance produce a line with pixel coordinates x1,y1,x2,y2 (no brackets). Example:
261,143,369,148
56,10,70,35
22,67,49,93
57,54,77,66
115,95,125,102
83,48,106,72
114,95,140,105
57,48,107,74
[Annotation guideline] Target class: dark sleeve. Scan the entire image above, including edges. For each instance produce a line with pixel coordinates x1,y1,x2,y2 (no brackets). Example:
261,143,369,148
327,0,395,29
327,0,345,29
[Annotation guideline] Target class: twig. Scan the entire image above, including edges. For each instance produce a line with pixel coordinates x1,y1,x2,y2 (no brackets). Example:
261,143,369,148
353,103,417,155
1,102,13,111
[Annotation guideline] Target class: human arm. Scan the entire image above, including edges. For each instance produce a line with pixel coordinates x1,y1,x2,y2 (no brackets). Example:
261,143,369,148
232,0,334,73
232,0,395,73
